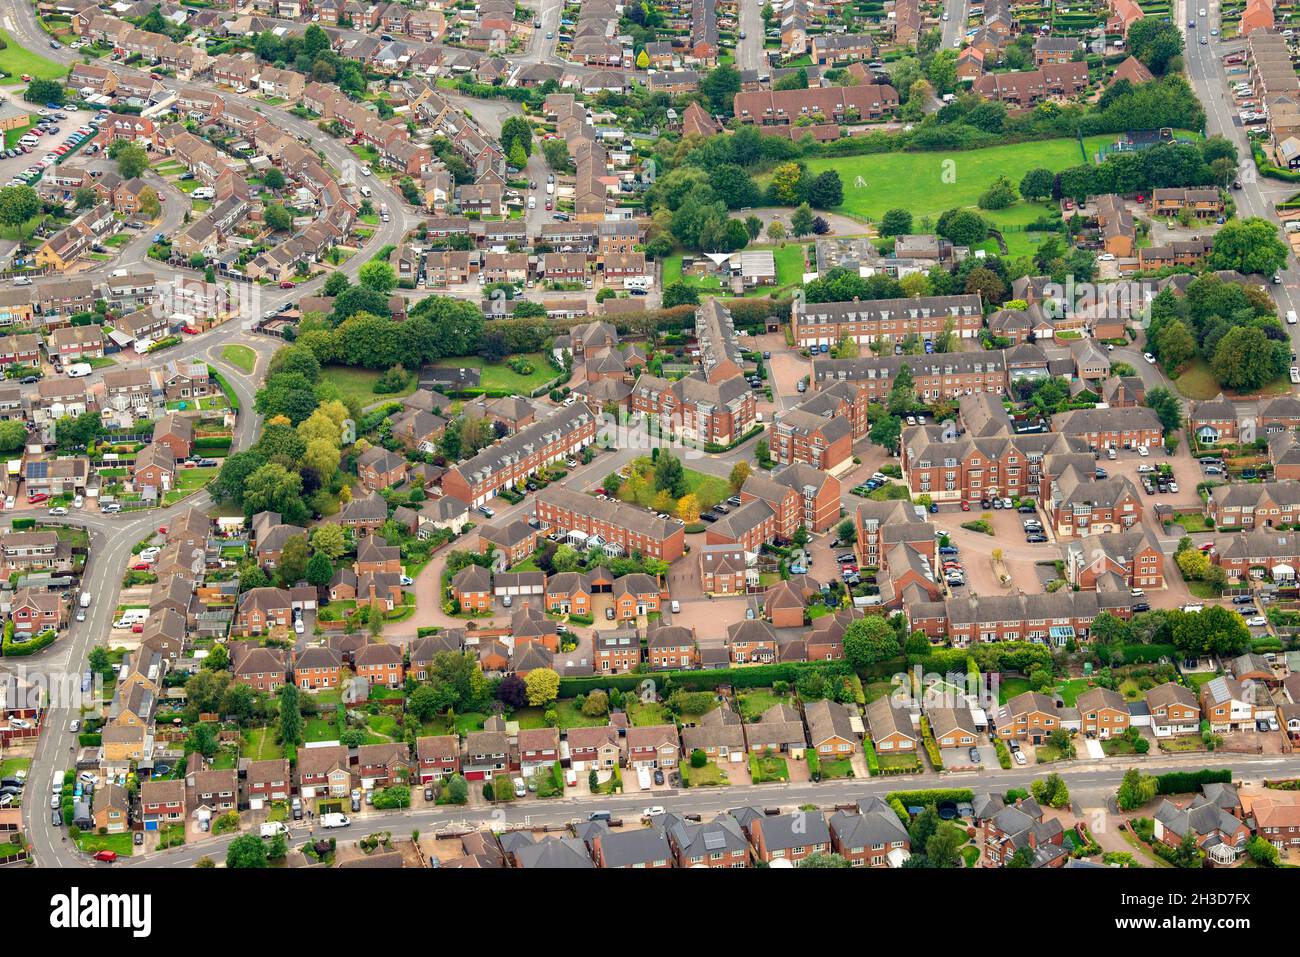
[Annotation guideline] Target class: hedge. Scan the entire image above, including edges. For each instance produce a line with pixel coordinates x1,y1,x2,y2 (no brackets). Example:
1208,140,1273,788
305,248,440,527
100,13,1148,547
1155,768,1232,795
556,660,854,698
994,738,1012,770
194,436,233,452
886,787,974,809
3,628,57,656
863,736,880,776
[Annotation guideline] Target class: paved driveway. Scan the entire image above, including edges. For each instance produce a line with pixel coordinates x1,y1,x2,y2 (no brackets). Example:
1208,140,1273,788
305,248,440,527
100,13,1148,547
766,349,812,410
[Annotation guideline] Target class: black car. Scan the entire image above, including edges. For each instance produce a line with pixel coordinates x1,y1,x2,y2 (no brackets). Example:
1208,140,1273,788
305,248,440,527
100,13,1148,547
1131,601,1150,613
1026,534,1048,543
699,512,717,522
653,769,665,786
968,747,981,763
19,375,39,384
1017,504,1036,514
1232,594,1256,605
133,831,144,846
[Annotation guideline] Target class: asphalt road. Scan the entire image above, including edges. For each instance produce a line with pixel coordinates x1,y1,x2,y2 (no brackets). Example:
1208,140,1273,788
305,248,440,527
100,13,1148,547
120,751,1300,868
1182,0,1300,346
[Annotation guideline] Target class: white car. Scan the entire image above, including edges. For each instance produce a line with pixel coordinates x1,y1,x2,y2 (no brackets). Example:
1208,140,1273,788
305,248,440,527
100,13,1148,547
1168,482,1180,493
1291,367,1300,384
294,617,305,635
1246,616,1268,627
1143,352,1157,364
47,506,67,516
1137,445,1149,457
1098,253,1115,261
399,575,413,586
1138,464,1154,473
360,165,372,176
643,806,666,817
1013,750,1027,766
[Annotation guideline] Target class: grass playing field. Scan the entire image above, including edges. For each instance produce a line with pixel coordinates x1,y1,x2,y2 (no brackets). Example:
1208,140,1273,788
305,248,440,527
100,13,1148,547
799,136,1116,223
0,29,68,84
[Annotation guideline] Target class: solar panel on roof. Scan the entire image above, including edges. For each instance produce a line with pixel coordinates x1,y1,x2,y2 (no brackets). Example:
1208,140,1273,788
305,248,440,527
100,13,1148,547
703,831,727,851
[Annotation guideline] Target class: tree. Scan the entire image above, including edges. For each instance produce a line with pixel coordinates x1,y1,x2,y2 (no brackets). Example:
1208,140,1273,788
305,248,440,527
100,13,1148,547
879,208,913,237
661,282,699,308
305,552,333,587
277,535,310,588
1154,319,1197,371
311,524,347,560
790,203,815,237
112,142,149,180
136,186,160,220
728,460,751,492
1174,830,1204,868
263,167,286,191
242,463,308,524
277,684,302,747
1145,386,1183,433
925,823,965,868
936,208,988,246
842,615,901,667
0,186,40,227
581,689,609,716
978,176,1017,210
676,493,701,523
358,259,397,294
1213,325,1287,392
1117,767,1157,811
0,420,25,453
407,684,443,722
1019,167,1055,201
653,453,687,498
23,78,64,106
496,674,528,709
798,852,852,868
806,170,843,210
1030,772,1070,808
264,204,293,232
836,517,856,544
524,667,560,706
1209,217,1288,277
770,162,805,206
700,64,742,112
226,834,269,868
1006,846,1036,868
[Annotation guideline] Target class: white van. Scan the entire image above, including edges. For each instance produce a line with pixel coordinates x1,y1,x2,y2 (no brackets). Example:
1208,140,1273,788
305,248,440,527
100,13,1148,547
260,821,290,838
319,813,350,829
359,184,371,197
1288,310,1297,326
546,182,555,195
191,187,215,200
66,363,92,378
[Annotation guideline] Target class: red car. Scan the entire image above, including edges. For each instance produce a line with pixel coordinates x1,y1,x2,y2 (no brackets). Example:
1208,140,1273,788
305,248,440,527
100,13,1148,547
545,201,553,210
279,281,295,289
182,326,199,335
960,501,971,511
92,850,117,863
27,493,48,504
131,563,150,571
131,624,143,634
158,526,167,535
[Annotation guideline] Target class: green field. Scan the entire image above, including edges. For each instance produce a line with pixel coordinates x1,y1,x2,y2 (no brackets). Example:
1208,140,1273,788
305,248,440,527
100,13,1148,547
801,136,1113,224
430,353,558,394
221,344,256,374
618,466,731,511
0,29,69,84
319,364,418,410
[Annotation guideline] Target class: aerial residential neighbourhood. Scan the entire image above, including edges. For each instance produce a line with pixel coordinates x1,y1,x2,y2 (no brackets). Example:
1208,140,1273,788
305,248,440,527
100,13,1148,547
0,0,1290,918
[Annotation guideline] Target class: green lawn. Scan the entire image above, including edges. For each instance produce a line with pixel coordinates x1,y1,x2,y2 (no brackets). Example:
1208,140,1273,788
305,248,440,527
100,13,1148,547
242,726,283,761
221,344,256,374
800,136,1109,223
1055,679,1092,707
77,832,133,857
682,760,729,786
319,364,417,410
1173,358,1223,400
819,758,855,779
749,753,790,783
0,29,68,84
737,689,791,720
176,466,218,490
431,353,558,394
0,757,30,778
997,677,1033,704
618,467,731,511
626,699,672,726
